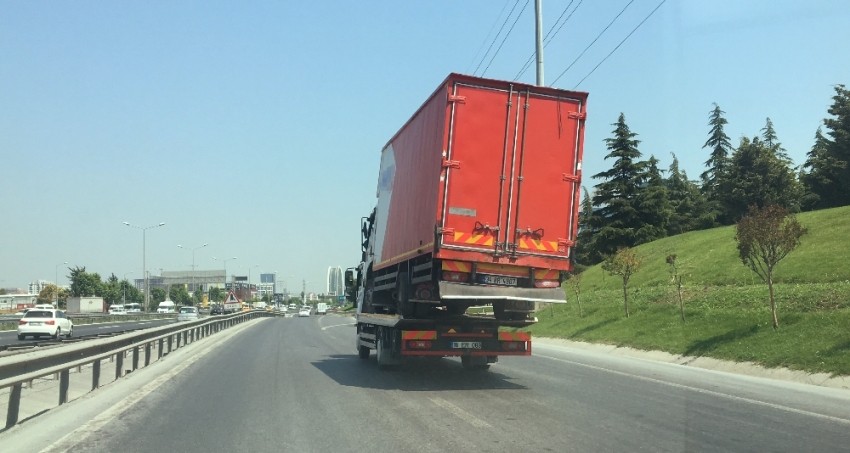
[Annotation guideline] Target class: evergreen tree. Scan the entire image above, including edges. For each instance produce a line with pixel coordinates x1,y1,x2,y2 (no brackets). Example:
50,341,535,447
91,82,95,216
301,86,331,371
700,103,732,222
635,155,671,243
720,136,801,220
761,117,791,163
665,153,712,234
803,85,850,208
800,127,839,209
573,187,599,265
589,113,648,258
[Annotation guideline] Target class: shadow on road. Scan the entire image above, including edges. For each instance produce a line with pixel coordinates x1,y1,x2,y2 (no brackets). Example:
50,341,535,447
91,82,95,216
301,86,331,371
312,354,527,391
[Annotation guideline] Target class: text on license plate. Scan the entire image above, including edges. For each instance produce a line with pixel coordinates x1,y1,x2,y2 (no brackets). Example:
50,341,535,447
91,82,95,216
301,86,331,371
30,322,42,326
481,274,517,286
451,342,482,349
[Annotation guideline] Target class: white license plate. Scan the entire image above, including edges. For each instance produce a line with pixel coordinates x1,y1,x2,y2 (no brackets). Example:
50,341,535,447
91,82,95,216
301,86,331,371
29,322,42,326
481,274,517,286
451,342,482,349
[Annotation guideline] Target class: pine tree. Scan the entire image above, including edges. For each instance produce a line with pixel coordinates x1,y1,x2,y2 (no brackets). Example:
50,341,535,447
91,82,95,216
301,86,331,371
635,155,671,243
803,85,850,208
701,103,733,223
761,117,791,163
720,137,802,220
573,187,599,265
666,153,712,234
589,113,648,259
800,127,838,209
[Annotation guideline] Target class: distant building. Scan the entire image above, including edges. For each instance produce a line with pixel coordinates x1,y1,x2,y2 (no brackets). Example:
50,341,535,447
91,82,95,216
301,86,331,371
28,280,52,295
134,270,226,294
326,266,343,296
259,273,276,299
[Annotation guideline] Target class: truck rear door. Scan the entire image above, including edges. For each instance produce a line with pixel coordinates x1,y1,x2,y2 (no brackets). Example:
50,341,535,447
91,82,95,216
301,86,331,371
438,79,586,262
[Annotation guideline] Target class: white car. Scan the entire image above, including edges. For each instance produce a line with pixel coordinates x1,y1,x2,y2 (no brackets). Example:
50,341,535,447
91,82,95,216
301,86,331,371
18,309,73,340
109,304,127,315
176,306,199,322
298,308,311,317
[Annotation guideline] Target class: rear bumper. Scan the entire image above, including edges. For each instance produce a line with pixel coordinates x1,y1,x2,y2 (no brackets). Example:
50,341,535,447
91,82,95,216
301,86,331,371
438,281,565,303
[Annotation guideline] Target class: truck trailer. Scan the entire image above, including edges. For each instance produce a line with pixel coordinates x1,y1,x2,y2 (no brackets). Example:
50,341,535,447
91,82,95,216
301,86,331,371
346,74,588,367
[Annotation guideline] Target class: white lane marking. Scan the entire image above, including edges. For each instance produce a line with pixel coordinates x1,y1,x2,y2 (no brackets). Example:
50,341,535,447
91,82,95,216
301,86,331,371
535,352,850,426
429,397,492,428
320,322,355,331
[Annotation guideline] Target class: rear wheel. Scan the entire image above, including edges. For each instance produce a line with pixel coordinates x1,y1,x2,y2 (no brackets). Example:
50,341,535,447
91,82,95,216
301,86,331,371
53,328,61,340
67,326,73,338
357,343,370,359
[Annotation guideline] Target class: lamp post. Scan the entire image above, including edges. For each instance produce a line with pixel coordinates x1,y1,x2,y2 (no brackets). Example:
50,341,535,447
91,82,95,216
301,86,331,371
123,272,133,305
124,221,166,311
178,243,208,302
213,256,237,292
54,261,68,306
247,264,259,301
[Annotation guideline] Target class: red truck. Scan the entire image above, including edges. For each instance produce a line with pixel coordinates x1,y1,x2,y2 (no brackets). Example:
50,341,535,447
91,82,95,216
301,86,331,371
346,73,587,368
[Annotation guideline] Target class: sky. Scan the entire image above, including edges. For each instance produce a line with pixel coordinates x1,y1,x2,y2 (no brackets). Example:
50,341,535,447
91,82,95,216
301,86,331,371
2,1,848,293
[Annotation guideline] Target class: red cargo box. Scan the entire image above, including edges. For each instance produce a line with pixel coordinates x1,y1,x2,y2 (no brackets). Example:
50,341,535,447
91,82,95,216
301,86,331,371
373,74,587,273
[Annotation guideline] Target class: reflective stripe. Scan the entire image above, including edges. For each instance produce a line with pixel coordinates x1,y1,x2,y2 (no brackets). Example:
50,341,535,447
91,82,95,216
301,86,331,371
402,331,437,340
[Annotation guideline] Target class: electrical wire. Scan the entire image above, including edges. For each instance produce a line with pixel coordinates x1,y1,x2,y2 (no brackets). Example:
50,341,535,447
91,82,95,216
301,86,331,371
550,0,635,86
468,0,513,75
481,0,531,78
514,0,583,80
574,0,667,88
473,0,523,77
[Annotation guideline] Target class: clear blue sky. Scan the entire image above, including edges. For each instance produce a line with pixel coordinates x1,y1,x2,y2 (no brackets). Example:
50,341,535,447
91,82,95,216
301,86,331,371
2,1,848,293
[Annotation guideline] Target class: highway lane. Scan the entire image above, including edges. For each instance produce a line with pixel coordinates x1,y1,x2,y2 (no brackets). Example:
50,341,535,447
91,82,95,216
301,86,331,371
0,318,178,346
5,314,850,452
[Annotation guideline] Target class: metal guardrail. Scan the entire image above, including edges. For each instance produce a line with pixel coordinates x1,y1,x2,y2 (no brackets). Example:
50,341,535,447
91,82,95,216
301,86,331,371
0,309,281,430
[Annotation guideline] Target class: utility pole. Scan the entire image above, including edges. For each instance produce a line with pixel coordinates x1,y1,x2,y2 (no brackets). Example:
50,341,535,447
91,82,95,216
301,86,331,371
535,0,544,86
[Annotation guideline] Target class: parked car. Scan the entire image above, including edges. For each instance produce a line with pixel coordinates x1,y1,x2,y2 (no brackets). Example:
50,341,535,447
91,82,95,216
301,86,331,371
18,309,73,340
177,306,199,322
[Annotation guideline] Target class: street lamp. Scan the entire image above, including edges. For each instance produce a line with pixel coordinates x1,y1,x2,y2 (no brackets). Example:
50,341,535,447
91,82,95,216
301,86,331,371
178,243,208,301
54,261,68,306
124,221,166,311
212,256,237,291
123,272,133,305
248,264,259,301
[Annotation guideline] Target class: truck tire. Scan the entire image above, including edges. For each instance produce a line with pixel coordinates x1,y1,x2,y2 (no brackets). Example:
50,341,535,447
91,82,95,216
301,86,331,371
461,355,490,370
358,343,370,359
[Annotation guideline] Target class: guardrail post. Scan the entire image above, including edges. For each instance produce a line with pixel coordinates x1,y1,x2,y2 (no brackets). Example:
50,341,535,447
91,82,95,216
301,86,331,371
159,338,165,359
115,352,124,380
6,383,22,429
145,342,152,367
167,335,173,354
59,369,70,405
132,345,140,371
92,360,101,390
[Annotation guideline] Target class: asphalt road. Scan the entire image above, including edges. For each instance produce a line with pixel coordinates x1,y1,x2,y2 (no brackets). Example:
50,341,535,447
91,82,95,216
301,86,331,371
4,314,850,452
0,318,177,347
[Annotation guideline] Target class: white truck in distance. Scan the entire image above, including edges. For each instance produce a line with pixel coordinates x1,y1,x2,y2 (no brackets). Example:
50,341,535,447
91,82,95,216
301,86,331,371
316,302,328,315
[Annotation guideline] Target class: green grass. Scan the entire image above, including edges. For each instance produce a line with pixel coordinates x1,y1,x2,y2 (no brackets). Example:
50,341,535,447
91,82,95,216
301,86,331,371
524,206,850,376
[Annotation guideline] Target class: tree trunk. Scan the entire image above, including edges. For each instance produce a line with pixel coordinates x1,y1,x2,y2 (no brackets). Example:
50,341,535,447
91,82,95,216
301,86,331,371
677,277,685,322
622,277,629,318
768,272,778,329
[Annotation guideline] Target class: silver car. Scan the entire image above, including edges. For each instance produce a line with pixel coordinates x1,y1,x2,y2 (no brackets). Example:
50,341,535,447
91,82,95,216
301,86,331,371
17,309,73,340
176,306,199,322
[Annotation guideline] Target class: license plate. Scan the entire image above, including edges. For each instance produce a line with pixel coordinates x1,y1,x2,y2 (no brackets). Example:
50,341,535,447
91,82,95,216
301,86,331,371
451,342,482,349
481,274,517,286
30,322,42,326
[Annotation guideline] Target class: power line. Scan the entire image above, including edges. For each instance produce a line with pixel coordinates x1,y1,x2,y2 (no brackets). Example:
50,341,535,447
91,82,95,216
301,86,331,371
481,0,530,78
514,0,583,80
473,0,523,77
468,0,513,75
575,0,667,88
550,0,634,86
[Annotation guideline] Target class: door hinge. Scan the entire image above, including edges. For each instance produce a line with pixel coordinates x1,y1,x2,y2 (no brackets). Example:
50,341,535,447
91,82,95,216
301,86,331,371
568,111,586,120
448,95,466,104
562,173,580,183
442,159,461,169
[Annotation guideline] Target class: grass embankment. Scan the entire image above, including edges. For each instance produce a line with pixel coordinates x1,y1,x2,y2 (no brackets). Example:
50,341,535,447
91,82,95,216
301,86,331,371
523,206,850,376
